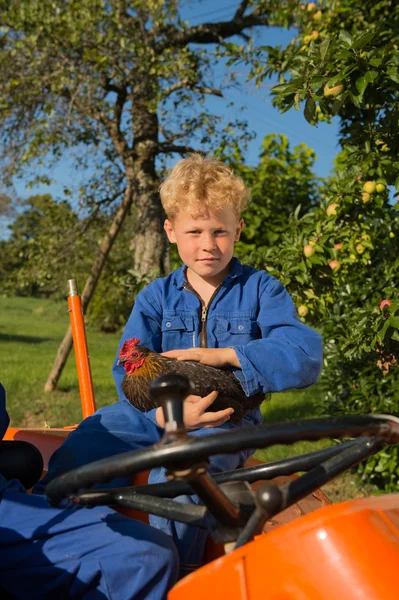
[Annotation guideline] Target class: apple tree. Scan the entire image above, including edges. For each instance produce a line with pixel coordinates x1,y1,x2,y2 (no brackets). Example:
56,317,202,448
242,0,399,490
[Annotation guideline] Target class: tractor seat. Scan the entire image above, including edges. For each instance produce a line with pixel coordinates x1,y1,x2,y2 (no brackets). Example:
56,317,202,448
0,440,44,490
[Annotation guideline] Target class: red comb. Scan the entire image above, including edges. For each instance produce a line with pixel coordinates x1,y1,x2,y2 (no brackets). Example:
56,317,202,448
119,337,140,357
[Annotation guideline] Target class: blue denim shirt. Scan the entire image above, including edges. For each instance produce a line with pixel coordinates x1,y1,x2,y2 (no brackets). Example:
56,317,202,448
112,258,322,426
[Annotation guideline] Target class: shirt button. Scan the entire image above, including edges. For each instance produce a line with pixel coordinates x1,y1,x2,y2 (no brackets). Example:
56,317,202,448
238,325,244,331
166,322,171,328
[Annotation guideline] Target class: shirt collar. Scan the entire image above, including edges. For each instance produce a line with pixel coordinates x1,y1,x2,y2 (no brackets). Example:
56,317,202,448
173,257,243,290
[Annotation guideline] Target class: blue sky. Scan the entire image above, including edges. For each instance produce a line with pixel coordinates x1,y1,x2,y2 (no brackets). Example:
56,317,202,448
1,1,341,239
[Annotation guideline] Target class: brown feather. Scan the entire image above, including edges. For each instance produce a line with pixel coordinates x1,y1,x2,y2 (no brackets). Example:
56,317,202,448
120,345,268,424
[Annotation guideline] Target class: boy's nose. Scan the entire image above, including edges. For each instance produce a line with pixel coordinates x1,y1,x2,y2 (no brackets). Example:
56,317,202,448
202,235,217,251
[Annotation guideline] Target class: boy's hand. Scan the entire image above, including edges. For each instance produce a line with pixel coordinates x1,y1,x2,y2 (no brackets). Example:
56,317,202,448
155,390,234,429
161,347,241,369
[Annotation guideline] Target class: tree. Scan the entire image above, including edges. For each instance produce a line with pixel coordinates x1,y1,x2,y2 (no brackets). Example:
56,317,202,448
0,0,297,389
241,0,399,490
0,194,136,332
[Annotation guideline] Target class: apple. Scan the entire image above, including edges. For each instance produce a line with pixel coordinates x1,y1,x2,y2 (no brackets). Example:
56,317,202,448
298,305,309,317
313,10,322,20
307,2,317,11
349,254,357,262
380,299,392,311
304,244,315,257
361,192,371,203
326,203,339,216
389,231,395,238
311,30,320,40
329,260,340,271
361,233,370,241
324,83,344,97
334,243,343,250
304,35,313,44
362,181,376,194
355,243,365,254
381,144,389,152
376,183,386,193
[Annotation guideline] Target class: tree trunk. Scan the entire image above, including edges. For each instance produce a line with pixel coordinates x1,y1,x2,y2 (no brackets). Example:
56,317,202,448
44,183,135,392
130,176,169,277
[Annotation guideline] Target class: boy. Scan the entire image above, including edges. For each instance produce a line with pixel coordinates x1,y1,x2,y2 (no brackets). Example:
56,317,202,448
38,154,322,569
0,383,178,599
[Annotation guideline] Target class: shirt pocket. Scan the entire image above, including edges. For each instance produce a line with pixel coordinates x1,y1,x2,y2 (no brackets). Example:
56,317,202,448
216,317,260,346
161,314,195,350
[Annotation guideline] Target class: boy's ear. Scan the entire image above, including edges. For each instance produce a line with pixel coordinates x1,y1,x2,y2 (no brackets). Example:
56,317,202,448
164,219,177,243
234,218,244,242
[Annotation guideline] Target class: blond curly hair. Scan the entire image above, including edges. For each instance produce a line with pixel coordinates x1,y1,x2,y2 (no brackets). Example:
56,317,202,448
159,154,250,219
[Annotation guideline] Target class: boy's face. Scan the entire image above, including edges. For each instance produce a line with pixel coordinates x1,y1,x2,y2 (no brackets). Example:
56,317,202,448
164,207,243,284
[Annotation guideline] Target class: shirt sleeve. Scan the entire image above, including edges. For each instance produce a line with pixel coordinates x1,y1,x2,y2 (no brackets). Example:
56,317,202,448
112,285,163,426
0,383,10,440
232,275,322,396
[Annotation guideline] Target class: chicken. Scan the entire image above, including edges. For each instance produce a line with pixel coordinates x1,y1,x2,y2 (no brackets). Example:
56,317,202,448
117,337,268,425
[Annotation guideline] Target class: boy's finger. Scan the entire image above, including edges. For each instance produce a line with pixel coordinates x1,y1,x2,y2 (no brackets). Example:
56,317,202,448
201,407,234,425
199,390,219,410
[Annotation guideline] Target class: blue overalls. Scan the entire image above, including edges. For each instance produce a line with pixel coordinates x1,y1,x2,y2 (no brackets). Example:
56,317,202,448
38,258,322,566
0,384,178,599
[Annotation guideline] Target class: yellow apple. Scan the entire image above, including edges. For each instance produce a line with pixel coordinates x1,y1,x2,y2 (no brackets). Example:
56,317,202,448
389,231,395,238
361,192,371,203
307,2,317,11
362,181,376,194
329,259,340,271
298,305,309,317
324,83,344,97
356,243,365,254
313,10,322,20
376,183,386,193
304,244,316,257
326,203,339,216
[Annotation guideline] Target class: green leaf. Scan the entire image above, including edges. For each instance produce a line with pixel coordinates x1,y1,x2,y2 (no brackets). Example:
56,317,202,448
352,31,375,50
355,75,368,96
304,97,316,126
364,70,378,83
387,67,399,84
339,31,353,47
370,57,382,67
395,175,399,193
320,37,331,63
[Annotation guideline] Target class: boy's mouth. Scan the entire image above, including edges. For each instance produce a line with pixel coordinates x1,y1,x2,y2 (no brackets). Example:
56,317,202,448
199,258,218,262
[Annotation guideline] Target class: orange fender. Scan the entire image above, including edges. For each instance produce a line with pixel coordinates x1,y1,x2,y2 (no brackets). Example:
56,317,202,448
170,494,399,600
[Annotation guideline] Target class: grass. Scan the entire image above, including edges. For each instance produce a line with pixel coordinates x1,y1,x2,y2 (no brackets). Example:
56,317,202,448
1,295,370,501
0,295,121,427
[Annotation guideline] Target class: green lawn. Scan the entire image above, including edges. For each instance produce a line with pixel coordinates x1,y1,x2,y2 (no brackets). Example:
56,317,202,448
0,295,121,427
0,295,368,500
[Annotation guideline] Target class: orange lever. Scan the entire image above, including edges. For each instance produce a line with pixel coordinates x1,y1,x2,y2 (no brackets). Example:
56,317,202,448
68,279,97,419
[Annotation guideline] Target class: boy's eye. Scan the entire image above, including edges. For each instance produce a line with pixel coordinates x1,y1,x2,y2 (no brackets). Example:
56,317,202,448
188,230,201,234
215,230,227,235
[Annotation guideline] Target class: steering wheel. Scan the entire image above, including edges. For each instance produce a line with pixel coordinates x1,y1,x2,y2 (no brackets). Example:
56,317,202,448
46,375,399,545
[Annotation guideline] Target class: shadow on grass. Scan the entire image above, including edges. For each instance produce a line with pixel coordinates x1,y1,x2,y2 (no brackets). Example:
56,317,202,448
0,333,51,344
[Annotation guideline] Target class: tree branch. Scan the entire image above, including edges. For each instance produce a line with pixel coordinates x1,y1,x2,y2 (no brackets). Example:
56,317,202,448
161,79,223,99
155,6,269,52
235,0,251,20
156,143,201,156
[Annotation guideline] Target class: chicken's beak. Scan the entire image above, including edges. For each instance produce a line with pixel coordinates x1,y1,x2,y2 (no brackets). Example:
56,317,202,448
117,358,125,366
